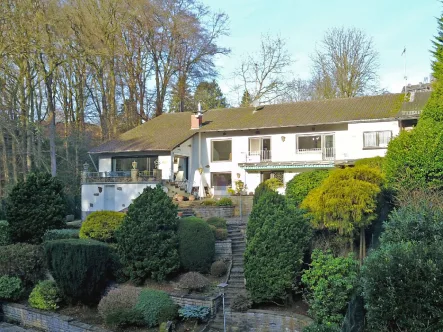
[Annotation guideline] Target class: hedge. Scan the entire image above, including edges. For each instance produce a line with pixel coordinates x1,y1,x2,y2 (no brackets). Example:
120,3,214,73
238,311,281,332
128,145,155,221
79,211,125,242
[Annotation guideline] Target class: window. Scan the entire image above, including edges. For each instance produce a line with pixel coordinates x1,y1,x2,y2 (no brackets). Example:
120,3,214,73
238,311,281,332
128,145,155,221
249,137,271,161
211,172,232,187
212,140,232,161
363,131,392,148
297,135,322,152
112,156,157,172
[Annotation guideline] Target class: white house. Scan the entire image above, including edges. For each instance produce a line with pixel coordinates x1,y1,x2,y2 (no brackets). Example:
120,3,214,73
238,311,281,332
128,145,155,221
81,91,430,219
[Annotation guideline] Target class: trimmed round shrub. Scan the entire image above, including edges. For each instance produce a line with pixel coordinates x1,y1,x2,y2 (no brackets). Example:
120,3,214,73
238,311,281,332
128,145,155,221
206,217,227,229
178,272,210,292
98,285,143,328
178,217,215,272
44,239,114,304
178,305,210,321
231,292,252,312
28,280,61,311
43,229,79,242
116,186,179,283
0,244,46,288
0,276,22,301
80,211,125,242
211,261,227,277
285,170,329,207
6,172,66,243
214,228,228,241
253,182,272,205
0,220,10,245
135,289,177,327
216,197,233,206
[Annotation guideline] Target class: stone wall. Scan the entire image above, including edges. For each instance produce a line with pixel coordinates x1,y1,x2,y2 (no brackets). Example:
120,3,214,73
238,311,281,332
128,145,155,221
215,239,232,260
224,309,312,332
193,206,234,219
169,294,222,318
1,303,109,332
231,195,253,217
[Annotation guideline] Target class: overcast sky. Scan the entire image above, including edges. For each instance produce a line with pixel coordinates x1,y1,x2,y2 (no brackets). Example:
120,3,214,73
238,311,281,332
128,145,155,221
202,0,441,106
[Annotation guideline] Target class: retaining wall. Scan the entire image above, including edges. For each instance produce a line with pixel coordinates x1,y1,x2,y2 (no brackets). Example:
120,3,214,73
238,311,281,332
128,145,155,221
1,302,109,332
215,239,232,260
231,196,253,217
193,206,234,218
169,294,222,318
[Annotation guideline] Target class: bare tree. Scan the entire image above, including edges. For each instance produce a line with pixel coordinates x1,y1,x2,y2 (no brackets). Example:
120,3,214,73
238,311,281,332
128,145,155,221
234,34,293,105
278,78,313,103
311,27,379,99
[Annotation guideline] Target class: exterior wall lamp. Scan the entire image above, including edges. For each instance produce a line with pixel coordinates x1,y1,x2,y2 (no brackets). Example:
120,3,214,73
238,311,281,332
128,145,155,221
281,136,286,142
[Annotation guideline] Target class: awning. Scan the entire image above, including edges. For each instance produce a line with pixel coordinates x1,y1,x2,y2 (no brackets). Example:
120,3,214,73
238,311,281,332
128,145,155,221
239,162,336,171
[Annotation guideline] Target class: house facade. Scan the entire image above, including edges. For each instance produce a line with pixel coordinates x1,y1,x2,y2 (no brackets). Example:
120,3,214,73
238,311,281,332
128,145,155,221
81,91,430,219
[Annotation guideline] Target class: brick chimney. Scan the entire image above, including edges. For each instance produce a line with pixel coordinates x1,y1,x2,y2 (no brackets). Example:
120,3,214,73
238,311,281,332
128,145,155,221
191,102,203,129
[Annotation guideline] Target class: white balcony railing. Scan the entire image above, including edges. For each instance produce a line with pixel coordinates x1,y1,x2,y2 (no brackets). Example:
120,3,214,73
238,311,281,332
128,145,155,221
82,170,160,183
247,150,272,162
296,147,335,161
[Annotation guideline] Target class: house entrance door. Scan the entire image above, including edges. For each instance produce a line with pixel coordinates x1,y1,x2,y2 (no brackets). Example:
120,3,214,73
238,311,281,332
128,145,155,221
104,185,115,211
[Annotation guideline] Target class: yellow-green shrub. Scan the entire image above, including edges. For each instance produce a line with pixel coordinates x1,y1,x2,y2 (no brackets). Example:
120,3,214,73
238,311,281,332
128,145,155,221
80,211,125,242
28,280,61,311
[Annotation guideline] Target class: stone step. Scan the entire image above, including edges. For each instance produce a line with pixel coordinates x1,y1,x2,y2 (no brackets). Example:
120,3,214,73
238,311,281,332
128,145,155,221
231,267,244,273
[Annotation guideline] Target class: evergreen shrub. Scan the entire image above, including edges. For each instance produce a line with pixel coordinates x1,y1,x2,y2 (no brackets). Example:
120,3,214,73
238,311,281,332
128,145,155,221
214,228,228,240
0,220,10,245
216,197,233,206
263,178,283,190
178,217,215,272
252,182,272,205
28,280,61,311
285,170,330,207
206,217,227,229
79,211,125,242
0,276,22,301
44,239,114,304
116,186,179,283
303,323,341,332
0,244,46,287
231,292,252,312
135,289,177,327
6,172,66,243
42,229,79,242
178,272,210,292
201,199,217,206
178,305,210,321
210,260,227,277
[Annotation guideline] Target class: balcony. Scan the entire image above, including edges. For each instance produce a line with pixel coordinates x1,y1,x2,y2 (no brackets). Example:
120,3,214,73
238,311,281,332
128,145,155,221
246,150,272,162
81,170,162,183
296,147,335,161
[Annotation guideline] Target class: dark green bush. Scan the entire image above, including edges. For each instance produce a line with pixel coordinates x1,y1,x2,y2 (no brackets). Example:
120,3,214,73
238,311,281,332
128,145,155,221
0,220,10,245
245,190,312,303
216,197,233,206
104,308,145,328
303,323,341,332
116,186,179,283
354,156,384,171
0,244,46,287
285,170,330,207
0,276,22,301
362,202,443,331
79,211,125,242
178,217,215,272
231,292,252,312
45,239,114,304
253,182,272,205
206,217,227,229
302,250,359,325
214,228,228,240
28,280,61,311
6,172,66,243
211,260,228,277
178,272,210,292
42,229,79,242
135,289,177,327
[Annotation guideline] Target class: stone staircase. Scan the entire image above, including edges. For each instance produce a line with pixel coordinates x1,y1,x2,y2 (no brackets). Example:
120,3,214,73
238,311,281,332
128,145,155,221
208,223,247,331
163,181,188,198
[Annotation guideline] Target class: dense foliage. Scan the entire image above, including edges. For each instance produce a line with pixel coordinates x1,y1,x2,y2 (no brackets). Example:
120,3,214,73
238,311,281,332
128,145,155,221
231,292,252,312
362,202,443,331
216,197,233,206
0,244,46,287
44,239,114,304
263,178,283,191
178,272,210,292
98,285,143,328
206,217,227,229
302,250,359,326
28,281,61,311
207,217,227,240
0,220,10,245
303,324,341,332
135,289,177,327
6,172,66,243
178,217,215,272
42,229,79,242
354,156,384,171
178,305,210,321
116,186,179,283
0,276,22,301
245,190,311,303
252,182,272,205
285,170,330,207
211,260,228,277
80,211,125,242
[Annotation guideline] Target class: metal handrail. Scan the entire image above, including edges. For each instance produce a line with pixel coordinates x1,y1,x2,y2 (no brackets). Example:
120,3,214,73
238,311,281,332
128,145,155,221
247,150,272,161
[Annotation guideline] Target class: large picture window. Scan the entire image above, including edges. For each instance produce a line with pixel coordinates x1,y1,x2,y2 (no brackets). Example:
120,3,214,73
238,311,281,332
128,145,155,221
212,140,232,161
363,131,392,148
297,135,322,152
112,157,157,172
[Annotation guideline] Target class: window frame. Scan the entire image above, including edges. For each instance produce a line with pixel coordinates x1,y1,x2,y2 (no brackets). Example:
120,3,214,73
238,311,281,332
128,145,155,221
211,139,232,162
362,130,392,149
296,133,335,154
210,172,232,188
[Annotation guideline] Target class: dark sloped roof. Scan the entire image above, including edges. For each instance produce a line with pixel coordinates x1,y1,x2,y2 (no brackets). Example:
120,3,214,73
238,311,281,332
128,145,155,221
89,112,194,154
90,92,430,154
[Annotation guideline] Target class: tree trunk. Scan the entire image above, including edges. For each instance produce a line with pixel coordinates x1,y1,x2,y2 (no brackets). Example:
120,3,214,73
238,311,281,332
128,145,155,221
45,73,57,177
